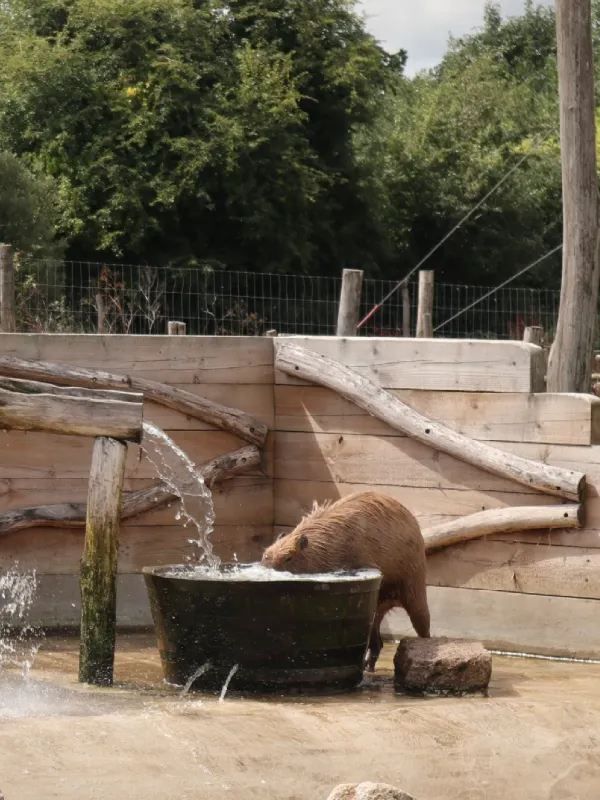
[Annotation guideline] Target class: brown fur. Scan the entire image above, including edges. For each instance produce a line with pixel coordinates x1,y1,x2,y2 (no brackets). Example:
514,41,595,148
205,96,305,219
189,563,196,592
261,491,430,670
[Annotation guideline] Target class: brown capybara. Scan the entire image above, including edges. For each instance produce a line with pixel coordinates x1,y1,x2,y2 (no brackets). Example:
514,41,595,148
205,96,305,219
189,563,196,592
261,491,430,671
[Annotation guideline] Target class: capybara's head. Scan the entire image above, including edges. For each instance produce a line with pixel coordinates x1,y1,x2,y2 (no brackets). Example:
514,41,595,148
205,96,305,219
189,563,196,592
261,530,309,572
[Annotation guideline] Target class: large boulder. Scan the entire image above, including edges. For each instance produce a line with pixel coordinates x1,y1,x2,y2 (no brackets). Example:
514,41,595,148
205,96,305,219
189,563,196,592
326,783,415,800
394,636,492,694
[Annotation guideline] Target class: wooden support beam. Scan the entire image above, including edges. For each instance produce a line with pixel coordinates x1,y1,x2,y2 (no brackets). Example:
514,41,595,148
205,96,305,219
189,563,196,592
79,436,127,686
0,244,16,333
0,376,141,403
336,269,364,336
416,270,434,338
275,342,585,501
0,355,267,446
402,282,410,337
0,445,260,535
422,505,582,552
0,386,143,441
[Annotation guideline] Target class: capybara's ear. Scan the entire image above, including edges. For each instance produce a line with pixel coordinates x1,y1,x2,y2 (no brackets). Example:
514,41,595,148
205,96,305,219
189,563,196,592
298,534,308,551
276,531,287,541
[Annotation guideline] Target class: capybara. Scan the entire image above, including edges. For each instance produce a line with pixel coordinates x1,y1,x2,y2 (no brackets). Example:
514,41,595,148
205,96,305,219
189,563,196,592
261,491,430,670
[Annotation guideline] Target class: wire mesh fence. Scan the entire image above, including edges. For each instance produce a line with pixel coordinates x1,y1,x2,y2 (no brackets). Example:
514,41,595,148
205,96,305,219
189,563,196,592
13,257,562,340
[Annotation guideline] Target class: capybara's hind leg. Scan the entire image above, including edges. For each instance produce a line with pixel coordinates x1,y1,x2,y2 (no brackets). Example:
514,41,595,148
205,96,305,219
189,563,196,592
403,581,430,638
365,598,395,672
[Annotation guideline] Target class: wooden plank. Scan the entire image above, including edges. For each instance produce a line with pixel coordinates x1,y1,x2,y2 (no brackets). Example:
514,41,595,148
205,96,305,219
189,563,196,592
0,334,274,384
274,386,600,446
425,538,600,599
0,429,273,480
274,337,545,392
273,479,564,529
30,574,153,627
275,431,551,494
381,585,600,660
0,524,273,573
0,475,272,527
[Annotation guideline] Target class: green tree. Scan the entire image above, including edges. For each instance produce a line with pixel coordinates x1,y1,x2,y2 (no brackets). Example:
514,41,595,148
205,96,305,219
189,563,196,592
0,0,395,273
0,151,62,256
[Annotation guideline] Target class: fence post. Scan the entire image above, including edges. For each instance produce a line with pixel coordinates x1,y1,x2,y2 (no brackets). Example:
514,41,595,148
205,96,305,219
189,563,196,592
167,320,187,335
523,326,544,346
402,281,411,337
0,244,16,333
95,292,107,333
336,268,364,336
79,436,127,686
416,270,434,338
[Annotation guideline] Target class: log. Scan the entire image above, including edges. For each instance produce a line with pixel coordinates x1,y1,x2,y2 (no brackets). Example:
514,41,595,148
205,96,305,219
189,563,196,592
336,269,364,336
79,437,127,686
275,342,585,501
0,445,260,535
0,355,267,446
422,505,582,552
0,386,143,441
0,376,142,403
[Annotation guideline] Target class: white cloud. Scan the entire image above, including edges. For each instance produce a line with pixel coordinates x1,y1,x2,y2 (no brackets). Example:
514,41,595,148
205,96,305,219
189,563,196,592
358,0,554,74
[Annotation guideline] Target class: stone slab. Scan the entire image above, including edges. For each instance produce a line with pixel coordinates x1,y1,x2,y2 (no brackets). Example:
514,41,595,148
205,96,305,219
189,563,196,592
394,636,492,694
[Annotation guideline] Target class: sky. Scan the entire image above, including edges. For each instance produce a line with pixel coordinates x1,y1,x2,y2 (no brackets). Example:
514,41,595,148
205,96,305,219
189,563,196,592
358,0,554,74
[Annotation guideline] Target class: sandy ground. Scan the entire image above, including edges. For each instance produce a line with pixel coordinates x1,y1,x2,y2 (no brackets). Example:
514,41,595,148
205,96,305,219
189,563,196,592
1,634,599,800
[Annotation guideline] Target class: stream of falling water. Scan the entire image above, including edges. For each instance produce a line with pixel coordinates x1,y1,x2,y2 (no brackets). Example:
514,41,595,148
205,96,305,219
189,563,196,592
0,567,41,677
141,422,219,569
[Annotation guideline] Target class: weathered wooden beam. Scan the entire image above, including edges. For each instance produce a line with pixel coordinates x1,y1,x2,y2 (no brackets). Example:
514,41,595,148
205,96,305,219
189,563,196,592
0,445,260,535
416,270,434,338
0,244,16,333
79,437,127,686
336,269,364,336
0,386,143,441
0,376,142,404
275,342,585,501
0,355,267,446
422,505,582,552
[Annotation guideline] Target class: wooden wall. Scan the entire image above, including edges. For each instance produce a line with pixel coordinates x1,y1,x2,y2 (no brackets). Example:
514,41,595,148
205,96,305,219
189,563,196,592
273,337,600,659
2,333,600,657
0,335,274,625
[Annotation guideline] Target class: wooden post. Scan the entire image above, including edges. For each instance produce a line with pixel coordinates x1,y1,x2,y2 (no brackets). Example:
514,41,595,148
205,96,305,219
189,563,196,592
0,244,16,333
402,282,410,337
547,0,599,392
336,269,364,336
416,270,434,338
95,292,106,334
523,326,544,346
167,320,186,335
79,436,127,686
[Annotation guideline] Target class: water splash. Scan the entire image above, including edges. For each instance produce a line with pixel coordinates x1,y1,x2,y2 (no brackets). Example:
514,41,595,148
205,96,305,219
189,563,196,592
180,661,211,696
0,566,42,678
219,664,239,702
142,422,219,568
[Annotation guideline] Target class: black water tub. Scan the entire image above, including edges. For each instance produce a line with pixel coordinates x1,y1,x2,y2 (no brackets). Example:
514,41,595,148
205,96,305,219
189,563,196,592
143,563,382,694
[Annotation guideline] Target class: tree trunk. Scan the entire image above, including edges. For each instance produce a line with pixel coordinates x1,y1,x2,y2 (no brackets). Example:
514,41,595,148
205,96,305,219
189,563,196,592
547,0,599,392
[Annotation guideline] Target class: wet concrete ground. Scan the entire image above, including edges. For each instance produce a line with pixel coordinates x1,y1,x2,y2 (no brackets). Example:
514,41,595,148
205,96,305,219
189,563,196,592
1,633,600,799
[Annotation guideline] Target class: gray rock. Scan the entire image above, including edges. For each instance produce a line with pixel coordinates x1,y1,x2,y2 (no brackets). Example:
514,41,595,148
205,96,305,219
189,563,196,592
394,636,492,694
327,783,415,800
